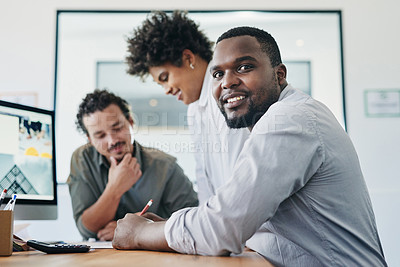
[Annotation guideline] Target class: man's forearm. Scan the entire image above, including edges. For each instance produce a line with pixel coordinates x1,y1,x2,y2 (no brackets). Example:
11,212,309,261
81,185,121,233
136,221,172,251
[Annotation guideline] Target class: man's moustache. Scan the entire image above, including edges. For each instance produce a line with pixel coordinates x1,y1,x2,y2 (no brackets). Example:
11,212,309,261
108,142,125,151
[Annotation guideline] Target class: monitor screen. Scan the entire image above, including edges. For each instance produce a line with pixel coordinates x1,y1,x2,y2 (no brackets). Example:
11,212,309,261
0,100,57,220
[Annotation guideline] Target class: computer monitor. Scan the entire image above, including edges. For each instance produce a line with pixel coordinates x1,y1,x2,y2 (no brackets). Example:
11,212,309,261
0,100,57,220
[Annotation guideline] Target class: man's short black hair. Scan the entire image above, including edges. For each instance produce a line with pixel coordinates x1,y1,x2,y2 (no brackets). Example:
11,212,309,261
217,26,282,67
126,10,214,79
76,89,131,135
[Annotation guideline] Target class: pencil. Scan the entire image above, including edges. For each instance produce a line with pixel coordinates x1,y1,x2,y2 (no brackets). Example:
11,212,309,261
139,199,153,216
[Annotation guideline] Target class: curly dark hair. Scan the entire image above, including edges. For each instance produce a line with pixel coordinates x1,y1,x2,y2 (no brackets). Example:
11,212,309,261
217,26,282,67
76,89,132,135
126,10,214,78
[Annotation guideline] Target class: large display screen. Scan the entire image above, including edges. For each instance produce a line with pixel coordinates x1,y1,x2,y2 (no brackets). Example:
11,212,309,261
0,100,56,203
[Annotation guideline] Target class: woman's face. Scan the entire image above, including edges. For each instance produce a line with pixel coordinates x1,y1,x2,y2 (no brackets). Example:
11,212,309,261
149,51,206,105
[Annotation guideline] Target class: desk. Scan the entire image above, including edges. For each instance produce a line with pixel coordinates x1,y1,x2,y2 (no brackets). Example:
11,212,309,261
0,249,273,267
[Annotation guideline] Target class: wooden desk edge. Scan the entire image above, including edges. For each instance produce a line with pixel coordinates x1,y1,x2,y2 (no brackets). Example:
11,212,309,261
1,249,273,266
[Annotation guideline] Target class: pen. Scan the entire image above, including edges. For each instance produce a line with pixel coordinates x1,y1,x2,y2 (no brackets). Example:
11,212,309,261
10,194,17,211
0,189,7,206
4,194,17,210
139,199,153,216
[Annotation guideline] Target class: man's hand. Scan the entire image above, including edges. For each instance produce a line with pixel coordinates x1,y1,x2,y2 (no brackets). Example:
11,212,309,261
108,154,142,197
81,153,141,234
138,212,166,222
112,213,172,252
97,220,117,241
112,213,153,249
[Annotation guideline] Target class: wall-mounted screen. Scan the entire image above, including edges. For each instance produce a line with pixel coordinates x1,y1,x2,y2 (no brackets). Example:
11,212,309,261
55,10,345,184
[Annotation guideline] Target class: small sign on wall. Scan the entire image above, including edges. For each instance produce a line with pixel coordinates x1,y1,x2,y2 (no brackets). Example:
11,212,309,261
364,89,400,117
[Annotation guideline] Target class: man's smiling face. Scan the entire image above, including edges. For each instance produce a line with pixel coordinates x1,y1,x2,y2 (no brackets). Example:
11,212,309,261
83,104,134,162
211,35,284,129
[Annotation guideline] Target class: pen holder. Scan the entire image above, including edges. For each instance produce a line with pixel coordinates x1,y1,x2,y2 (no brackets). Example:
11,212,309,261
0,210,14,256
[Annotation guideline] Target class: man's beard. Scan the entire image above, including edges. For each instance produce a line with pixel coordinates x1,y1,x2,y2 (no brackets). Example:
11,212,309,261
219,89,280,129
107,141,131,162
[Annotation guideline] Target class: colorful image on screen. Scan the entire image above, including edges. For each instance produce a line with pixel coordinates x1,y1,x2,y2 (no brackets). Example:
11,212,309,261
0,105,54,201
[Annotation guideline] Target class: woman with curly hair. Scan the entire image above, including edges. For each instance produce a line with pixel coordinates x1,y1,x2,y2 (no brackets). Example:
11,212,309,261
126,10,249,203
127,10,212,105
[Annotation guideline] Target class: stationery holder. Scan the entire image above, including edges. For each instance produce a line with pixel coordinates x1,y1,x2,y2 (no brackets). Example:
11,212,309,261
0,210,14,256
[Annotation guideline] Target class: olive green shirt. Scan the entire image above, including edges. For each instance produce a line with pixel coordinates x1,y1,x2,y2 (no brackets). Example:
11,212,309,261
67,141,198,240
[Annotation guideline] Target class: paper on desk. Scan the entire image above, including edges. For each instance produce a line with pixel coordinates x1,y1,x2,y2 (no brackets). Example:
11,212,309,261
14,223,31,241
72,240,113,249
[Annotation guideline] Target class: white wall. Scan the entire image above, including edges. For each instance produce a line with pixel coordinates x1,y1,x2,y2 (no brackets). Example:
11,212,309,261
1,1,399,266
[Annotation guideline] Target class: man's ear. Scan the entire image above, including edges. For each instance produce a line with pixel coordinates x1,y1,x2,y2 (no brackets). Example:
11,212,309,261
128,116,134,127
87,134,92,144
182,49,196,68
276,64,287,86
